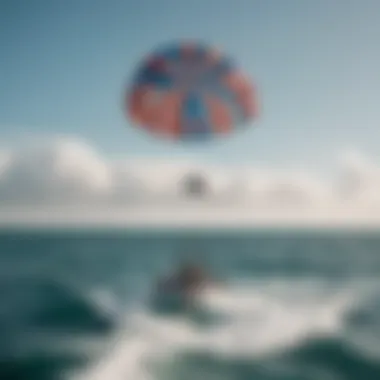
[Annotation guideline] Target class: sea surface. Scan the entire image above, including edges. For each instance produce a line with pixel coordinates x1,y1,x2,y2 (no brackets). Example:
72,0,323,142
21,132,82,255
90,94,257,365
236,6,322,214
1,229,380,380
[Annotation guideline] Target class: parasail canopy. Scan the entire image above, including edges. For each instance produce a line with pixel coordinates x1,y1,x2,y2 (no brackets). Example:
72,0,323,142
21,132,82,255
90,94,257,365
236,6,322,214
126,40,258,142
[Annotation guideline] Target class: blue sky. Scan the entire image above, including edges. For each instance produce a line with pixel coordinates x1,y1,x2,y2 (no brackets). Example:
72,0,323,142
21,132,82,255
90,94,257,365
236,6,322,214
1,0,380,173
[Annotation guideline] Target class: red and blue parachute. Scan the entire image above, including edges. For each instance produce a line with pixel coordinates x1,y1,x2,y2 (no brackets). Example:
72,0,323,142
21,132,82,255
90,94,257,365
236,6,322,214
126,41,258,141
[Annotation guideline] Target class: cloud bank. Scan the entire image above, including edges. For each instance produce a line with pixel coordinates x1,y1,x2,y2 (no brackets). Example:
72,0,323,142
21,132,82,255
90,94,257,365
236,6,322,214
0,137,379,227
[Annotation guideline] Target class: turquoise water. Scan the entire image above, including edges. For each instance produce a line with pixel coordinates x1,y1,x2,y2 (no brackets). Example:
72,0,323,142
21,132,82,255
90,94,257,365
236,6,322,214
1,229,380,380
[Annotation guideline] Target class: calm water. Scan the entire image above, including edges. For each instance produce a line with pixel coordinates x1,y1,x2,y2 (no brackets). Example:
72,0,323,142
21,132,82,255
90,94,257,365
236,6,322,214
1,229,380,380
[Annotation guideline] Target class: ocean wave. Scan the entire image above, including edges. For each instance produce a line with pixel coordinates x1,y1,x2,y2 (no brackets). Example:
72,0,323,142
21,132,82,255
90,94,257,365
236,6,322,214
74,279,362,380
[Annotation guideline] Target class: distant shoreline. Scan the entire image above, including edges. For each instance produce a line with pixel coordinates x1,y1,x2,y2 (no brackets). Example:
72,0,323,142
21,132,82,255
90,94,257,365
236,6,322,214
1,205,380,235
0,223,379,236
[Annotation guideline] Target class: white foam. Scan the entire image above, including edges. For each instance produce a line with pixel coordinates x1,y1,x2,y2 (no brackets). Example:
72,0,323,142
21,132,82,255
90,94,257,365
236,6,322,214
72,279,356,380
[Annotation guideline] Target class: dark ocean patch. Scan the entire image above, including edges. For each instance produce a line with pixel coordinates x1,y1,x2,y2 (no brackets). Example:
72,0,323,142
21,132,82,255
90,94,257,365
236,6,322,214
0,352,85,380
1,276,116,334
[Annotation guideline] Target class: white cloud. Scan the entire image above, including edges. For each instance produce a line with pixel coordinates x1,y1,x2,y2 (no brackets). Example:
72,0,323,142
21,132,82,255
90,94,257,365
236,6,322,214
242,169,331,208
336,149,380,206
0,138,111,205
0,137,380,227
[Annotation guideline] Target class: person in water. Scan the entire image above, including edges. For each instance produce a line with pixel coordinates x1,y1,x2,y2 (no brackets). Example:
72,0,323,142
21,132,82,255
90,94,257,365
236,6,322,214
176,261,208,293
157,260,210,296
154,260,224,312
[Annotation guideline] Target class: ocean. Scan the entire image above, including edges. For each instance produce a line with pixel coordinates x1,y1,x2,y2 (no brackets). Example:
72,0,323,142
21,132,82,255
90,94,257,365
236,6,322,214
1,229,380,380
